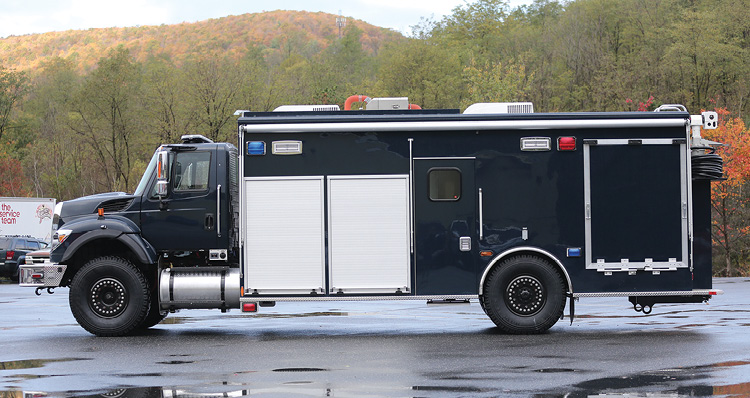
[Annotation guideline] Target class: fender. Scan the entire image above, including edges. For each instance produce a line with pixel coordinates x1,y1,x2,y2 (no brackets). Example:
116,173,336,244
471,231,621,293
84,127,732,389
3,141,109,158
478,246,574,296
52,215,158,265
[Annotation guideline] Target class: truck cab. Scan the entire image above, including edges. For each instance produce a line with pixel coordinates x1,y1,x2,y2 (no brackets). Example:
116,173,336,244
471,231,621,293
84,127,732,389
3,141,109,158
21,135,239,336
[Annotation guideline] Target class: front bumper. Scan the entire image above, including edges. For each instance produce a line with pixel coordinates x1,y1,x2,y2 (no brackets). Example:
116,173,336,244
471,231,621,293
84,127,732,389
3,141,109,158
19,262,67,288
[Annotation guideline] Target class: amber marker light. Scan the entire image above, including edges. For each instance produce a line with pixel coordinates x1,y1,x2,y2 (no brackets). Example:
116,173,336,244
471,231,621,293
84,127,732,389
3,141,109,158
480,251,494,257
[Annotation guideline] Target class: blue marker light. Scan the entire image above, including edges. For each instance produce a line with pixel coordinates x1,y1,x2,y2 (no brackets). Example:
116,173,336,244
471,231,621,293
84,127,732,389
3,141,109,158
247,141,266,156
567,248,582,257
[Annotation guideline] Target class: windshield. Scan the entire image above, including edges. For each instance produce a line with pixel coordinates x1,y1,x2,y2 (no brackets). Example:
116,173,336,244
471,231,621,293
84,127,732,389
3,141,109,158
134,151,159,196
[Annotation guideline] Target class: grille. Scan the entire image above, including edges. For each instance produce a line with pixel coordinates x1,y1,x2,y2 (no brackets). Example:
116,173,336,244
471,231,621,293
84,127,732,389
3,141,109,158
507,104,534,114
97,198,134,213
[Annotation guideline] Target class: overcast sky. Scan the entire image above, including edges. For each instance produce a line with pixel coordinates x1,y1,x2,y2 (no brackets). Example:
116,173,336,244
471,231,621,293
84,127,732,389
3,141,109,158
0,0,532,39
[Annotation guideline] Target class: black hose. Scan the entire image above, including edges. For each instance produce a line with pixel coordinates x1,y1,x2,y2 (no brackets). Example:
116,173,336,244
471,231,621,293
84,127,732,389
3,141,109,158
691,147,725,181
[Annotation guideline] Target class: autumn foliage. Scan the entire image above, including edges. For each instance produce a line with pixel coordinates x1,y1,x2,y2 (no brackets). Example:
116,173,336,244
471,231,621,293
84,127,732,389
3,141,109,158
703,108,750,276
0,149,29,197
0,11,399,73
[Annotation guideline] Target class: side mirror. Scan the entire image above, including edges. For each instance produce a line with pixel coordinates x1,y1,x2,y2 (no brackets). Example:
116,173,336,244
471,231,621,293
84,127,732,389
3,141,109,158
157,150,169,182
156,180,169,197
156,150,170,203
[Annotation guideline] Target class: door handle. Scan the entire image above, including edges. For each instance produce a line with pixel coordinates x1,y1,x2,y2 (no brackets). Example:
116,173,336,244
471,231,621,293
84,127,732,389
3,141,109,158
205,213,215,231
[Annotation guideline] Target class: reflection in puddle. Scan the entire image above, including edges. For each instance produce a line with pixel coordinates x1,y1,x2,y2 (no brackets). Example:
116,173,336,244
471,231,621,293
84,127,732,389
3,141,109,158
3,360,750,397
540,359,750,398
0,358,89,371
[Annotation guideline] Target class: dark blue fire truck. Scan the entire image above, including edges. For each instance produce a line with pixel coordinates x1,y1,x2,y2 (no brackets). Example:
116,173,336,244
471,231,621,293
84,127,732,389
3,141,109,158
20,98,724,336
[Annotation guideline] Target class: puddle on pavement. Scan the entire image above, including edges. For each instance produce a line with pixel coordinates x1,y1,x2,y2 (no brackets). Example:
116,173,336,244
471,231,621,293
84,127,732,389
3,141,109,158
412,385,485,392
4,360,750,398
155,360,196,365
535,368,578,373
0,358,89,371
271,367,328,372
538,359,750,398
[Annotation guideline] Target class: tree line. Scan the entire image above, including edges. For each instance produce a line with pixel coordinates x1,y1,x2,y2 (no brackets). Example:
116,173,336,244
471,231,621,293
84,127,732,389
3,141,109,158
1,0,749,274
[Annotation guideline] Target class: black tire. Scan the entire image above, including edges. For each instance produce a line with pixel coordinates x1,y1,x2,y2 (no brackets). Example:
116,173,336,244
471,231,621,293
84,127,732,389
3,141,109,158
481,255,566,334
138,288,168,330
69,256,150,337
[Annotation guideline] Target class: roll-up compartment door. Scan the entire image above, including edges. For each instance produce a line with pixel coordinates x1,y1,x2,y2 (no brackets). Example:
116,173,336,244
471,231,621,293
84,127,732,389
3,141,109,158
328,175,411,294
244,176,325,294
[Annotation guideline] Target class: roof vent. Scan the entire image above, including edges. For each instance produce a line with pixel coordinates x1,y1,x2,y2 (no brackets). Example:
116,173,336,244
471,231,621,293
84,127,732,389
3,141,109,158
464,102,534,114
273,105,341,112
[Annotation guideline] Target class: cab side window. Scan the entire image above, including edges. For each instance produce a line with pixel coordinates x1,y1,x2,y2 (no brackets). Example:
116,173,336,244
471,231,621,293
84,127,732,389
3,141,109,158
173,152,211,192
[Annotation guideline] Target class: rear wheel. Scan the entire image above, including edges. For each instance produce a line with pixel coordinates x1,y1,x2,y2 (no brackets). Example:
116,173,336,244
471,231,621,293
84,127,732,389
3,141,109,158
69,256,150,336
481,255,566,334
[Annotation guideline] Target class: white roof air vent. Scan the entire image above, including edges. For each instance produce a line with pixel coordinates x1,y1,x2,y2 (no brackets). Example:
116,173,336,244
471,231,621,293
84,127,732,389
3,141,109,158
464,102,534,114
273,105,341,112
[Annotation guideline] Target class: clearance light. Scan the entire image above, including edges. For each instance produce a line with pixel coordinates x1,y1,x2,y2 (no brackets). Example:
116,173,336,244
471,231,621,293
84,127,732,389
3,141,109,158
54,229,73,244
480,251,494,257
97,208,105,217
242,302,258,312
558,137,577,151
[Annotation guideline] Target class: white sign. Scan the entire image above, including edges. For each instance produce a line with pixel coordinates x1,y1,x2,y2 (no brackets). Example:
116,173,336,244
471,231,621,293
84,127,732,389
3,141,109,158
0,197,56,243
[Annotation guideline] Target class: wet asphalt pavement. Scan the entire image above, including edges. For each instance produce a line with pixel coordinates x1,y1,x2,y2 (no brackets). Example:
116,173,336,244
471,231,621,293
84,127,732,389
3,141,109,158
1,278,749,397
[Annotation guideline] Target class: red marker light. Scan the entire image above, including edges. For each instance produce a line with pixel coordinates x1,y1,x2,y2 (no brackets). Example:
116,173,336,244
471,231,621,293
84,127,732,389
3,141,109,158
558,137,576,151
242,303,258,312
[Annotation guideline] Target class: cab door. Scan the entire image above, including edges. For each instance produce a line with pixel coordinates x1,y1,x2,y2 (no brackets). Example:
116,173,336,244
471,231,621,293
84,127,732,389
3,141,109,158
141,148,218,251
414,158,477,295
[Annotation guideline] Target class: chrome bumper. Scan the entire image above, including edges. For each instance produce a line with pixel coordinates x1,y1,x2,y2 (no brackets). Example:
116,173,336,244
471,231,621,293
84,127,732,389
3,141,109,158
19,262,67,288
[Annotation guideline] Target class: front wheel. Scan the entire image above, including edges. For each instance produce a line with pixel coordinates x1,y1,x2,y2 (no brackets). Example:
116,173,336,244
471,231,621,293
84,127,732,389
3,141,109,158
69,256,150,336
481,255,566,334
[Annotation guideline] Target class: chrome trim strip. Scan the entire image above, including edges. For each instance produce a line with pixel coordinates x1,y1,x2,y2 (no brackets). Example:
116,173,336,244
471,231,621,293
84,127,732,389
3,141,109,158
686,124,695,272
573,289,722,298
478,247,573,296
241,294,478,302
240,119,687,134
238,126,245,282
584,138,678,145
408,138,414,254
680,143,689,272
583,142,593,271
413,156,477,160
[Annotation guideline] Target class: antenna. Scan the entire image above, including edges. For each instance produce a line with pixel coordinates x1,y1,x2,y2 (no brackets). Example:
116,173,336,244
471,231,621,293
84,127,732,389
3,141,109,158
336,10,347,38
